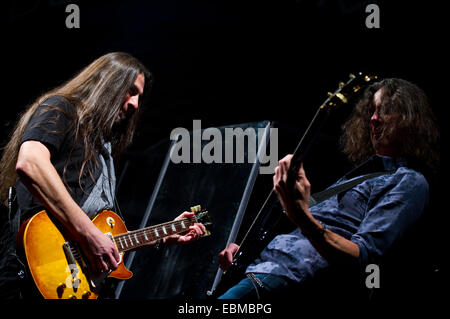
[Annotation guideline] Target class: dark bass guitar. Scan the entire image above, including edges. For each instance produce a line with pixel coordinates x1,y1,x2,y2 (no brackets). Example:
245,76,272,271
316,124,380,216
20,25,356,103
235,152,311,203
210,73,378,297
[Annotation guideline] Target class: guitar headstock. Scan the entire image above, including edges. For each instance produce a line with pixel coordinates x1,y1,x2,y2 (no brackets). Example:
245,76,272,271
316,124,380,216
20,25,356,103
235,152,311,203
321,72,378,111
287,72,379,180
190,205,212,236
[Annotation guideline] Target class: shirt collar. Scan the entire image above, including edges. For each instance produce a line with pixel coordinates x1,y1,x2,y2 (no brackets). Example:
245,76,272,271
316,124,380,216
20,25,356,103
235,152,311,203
373,154,408,171
345,155,407,179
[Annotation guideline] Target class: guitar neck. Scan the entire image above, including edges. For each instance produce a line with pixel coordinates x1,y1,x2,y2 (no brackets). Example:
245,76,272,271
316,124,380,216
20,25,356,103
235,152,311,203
113,217,196,253
287,105,329,183
287,74,374,182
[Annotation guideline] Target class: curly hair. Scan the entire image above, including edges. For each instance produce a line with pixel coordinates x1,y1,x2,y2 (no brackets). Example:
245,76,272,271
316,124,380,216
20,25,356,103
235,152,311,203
340,78,440,174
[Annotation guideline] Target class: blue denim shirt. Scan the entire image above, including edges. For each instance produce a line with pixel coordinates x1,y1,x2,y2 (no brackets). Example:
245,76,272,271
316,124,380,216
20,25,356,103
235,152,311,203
246,155,429,283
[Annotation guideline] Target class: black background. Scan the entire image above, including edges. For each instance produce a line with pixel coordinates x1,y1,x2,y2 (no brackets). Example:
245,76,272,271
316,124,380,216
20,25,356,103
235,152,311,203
3,1,445,145
3,0,445,201
2,0,446,311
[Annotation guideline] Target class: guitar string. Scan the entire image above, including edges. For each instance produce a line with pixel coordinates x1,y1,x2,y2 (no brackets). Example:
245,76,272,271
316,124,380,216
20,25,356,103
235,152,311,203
113,218,197,250
235,105,324,251
233,75,369,256
114,218,194,241
65,219,200,269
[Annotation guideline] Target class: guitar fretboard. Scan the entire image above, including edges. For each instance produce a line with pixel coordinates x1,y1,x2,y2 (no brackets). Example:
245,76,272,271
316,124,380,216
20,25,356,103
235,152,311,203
113,217,196,252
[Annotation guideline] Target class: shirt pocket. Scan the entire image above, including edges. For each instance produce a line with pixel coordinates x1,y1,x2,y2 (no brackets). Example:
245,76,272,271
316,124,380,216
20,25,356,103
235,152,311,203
338,187,369,221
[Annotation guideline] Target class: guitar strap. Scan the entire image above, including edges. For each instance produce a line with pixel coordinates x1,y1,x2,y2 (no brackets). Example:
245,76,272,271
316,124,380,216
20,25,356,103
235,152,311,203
309,170,395,207
8,187,20,234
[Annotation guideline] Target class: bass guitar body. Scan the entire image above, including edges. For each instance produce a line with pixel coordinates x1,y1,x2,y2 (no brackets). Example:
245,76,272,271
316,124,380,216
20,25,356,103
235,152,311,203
21,210,132,299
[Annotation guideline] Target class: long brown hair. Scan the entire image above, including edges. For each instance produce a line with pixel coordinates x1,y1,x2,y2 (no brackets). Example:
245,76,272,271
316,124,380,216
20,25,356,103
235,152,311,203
0,52,152,204
340,78,440,174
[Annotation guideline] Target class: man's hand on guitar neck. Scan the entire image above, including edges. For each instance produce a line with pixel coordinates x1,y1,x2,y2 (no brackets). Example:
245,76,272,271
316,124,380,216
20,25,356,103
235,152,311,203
163,211,207,246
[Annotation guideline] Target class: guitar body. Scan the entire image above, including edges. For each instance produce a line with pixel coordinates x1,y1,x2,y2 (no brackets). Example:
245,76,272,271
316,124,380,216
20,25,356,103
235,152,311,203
21,210,133,299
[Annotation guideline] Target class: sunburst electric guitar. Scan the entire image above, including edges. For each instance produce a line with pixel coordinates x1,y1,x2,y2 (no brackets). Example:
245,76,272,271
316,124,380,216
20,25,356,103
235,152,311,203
19,205,211,299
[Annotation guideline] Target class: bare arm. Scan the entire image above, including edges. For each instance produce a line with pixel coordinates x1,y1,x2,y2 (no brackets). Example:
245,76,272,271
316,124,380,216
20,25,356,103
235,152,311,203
16,140,120,273
217,155,360,270
273,155,360,264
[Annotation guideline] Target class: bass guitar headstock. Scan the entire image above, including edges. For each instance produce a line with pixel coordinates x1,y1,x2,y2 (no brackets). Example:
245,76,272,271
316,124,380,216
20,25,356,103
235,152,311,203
288,72,379,181
321,72,378,111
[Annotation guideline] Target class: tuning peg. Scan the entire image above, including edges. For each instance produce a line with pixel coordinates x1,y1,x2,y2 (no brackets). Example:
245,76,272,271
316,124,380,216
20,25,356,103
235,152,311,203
335,93,348,104
364,75,378,82
202,230,212,237
353,85,362,93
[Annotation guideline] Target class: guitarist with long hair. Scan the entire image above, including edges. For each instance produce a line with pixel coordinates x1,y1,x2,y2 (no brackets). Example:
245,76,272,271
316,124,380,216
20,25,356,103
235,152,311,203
0,52,206,299
218,78,440,299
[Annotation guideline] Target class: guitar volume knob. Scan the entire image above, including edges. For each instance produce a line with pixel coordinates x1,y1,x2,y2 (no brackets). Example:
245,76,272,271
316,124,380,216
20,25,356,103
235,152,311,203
82,291,92,299
57,283,66,298
58,282,66,289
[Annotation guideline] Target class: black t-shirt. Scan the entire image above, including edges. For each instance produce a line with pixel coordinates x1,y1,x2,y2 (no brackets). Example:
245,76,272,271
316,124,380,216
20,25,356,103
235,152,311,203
17,95,101,220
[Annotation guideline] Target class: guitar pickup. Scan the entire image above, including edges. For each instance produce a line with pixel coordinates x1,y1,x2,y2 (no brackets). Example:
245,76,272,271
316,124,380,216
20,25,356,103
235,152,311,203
63,242,78,271
62,242,82,291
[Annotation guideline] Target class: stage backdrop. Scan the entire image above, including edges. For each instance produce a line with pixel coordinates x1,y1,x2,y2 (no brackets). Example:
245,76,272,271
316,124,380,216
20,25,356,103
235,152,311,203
114,121,270,299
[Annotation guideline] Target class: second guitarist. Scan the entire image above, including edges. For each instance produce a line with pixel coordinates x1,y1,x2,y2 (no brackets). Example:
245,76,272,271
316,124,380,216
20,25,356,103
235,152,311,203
217,78,439,299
